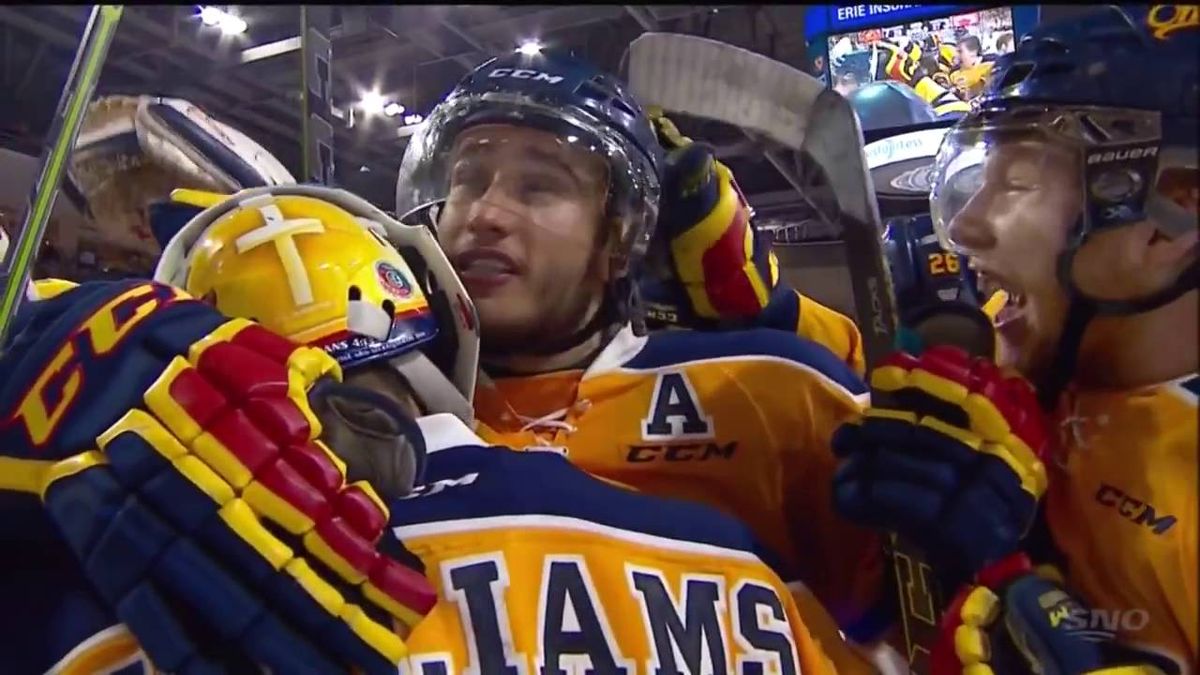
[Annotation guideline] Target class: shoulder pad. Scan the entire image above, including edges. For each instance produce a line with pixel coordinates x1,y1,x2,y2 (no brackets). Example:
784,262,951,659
397,445,789,573
627,327,867,395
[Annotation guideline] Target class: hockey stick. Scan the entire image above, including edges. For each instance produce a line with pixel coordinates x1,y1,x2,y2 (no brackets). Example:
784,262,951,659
0,5,123,347
625,32,938,674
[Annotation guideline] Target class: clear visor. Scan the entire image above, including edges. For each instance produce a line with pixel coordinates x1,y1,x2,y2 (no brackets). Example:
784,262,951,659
929,105,1168,253
396,91,660,275
930,118,1084,253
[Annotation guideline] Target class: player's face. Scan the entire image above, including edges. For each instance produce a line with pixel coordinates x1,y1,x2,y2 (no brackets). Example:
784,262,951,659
957,44,978,68
437,124,611,352
942,138,1082,377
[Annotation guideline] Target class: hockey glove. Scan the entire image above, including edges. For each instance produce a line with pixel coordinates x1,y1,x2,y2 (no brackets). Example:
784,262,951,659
831,345,1051,585
0,280,435,675
649,109,775,322
932,554,1181,675
872,40,930,88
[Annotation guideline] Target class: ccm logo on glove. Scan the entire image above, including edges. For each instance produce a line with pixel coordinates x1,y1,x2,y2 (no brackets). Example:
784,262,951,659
13,283,189,446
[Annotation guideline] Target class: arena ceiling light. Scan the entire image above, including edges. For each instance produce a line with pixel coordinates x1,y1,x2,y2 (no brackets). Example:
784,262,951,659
383,102,405,117
197,6,247,35
516,39,543,56
358,90,387,116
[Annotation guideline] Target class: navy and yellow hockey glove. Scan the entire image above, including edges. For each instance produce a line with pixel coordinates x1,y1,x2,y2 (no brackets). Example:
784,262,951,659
0,280,435,675
649,109,776,322
831,345,1051,585
932,554,1181,675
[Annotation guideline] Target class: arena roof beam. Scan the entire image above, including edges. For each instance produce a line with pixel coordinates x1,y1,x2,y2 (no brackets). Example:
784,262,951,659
624,6,659,31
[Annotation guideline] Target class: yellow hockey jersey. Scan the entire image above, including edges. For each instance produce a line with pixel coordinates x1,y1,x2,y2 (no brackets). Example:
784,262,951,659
1047,375,1198,671
474,326,887,641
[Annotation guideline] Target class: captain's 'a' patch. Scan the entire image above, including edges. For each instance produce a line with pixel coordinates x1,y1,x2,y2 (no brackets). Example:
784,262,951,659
641,372,714,442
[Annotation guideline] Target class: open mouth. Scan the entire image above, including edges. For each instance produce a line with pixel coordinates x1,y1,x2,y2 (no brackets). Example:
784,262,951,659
454,248,520,289
973,264,1027,327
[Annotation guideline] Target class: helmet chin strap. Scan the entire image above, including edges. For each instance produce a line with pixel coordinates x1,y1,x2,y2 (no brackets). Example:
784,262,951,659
1039,247,1200,411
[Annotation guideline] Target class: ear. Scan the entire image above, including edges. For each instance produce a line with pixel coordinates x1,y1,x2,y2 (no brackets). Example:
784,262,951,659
1147,226,1199,272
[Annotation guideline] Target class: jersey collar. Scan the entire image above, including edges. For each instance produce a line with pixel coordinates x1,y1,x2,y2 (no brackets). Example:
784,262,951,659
416,413,487,454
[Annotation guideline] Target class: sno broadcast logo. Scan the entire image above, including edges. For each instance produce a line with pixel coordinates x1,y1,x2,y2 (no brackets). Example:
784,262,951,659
1042,589,1150,642
487,68,565,85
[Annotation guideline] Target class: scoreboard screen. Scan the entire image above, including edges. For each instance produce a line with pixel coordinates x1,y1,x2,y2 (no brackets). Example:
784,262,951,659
825,6,1017,133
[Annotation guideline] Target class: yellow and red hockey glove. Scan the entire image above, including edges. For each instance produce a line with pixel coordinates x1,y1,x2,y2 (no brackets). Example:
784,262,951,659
649,109,776,322
831,345,1051,586
932,553,1181,675
0,280,435,675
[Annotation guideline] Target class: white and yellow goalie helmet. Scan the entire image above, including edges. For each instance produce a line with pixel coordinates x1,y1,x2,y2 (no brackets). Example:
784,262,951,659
153,185,479,422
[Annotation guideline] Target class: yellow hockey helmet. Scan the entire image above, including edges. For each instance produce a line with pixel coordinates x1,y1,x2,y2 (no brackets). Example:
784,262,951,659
154,185,479,421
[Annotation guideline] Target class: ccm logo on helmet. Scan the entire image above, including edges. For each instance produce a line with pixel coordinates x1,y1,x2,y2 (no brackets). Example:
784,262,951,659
1087,146,1159,165
487,68,564,85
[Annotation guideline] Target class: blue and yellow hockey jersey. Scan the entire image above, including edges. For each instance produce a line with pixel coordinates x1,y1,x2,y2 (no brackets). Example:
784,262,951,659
3,414,860,675
0,280,864,674
474,324,886,642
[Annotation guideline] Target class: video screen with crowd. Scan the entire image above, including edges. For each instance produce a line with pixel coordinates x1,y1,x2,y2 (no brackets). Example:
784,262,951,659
826,7,1017,132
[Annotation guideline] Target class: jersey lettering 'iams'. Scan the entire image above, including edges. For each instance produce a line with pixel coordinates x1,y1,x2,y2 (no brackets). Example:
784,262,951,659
409,554,801,674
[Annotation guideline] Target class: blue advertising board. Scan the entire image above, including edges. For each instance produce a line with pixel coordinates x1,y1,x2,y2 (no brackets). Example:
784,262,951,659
805,4,981,39
805,4,1041,41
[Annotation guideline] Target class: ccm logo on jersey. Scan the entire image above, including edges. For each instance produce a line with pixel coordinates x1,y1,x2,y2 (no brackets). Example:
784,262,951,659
1095,483,1177,535
487,68,565,85
1086,146,1159,165
627,441,737,463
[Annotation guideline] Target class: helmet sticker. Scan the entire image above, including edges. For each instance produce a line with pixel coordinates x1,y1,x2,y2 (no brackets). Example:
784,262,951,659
376,261,413,298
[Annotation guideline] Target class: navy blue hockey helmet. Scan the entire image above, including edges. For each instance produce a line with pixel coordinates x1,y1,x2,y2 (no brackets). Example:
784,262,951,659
395,51,664,278
932,4,1198,253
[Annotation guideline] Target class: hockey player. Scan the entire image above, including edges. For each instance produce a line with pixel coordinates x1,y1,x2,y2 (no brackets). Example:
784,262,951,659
832,5,1197,671
0,186,869,673
393,51,888,645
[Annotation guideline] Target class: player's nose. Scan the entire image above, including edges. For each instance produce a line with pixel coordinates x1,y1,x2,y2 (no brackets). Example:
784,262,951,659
463,186,523,239
946,203,997,253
